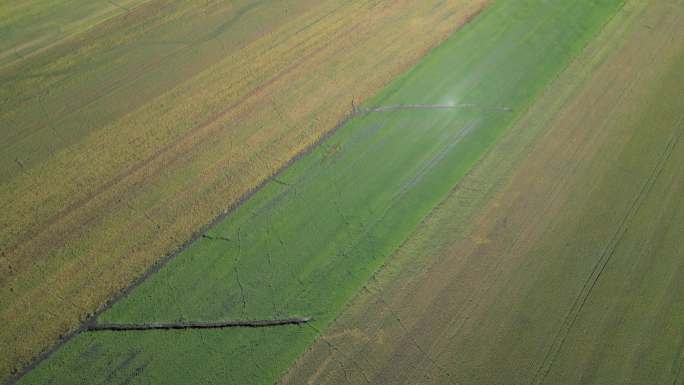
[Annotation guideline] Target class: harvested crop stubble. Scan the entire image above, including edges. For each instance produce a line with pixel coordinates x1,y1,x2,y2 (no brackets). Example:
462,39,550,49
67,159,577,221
0,0,489,380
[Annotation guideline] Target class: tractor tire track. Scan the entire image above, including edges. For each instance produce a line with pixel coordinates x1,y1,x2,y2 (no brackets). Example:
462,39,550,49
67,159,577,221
532,124,683,384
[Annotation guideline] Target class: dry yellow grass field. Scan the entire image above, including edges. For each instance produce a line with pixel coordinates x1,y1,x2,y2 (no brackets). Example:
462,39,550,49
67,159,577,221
0,0,488,379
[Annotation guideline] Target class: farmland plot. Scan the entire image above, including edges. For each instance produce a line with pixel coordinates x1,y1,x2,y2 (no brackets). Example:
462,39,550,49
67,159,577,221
13,0,625,384
282,1,684,384
0,0,488,379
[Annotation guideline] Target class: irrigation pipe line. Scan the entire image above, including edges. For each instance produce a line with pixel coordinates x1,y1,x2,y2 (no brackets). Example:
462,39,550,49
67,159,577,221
360,103,513,114
85,316,313,332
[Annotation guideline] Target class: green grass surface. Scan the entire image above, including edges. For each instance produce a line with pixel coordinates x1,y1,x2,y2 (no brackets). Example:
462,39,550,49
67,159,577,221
15,0,624,384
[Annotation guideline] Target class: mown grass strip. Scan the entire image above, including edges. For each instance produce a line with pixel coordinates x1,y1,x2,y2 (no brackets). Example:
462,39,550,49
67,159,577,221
13,1,624,384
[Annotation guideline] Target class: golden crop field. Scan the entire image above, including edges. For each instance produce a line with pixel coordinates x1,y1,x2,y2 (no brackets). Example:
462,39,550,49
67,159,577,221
0,0,488,379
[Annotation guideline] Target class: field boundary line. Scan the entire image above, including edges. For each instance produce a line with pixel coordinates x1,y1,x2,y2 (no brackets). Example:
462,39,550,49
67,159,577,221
1,100,364,385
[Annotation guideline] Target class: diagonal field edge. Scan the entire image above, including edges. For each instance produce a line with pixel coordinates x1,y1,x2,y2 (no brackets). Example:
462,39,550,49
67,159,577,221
2,100,363,385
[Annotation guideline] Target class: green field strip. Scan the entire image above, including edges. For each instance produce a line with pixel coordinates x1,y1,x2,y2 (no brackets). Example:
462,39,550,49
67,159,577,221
14,0,624,384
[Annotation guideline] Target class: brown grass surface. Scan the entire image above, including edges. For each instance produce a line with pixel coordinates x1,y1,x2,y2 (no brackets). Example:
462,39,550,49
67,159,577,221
280,1,684,383
0,0,488,379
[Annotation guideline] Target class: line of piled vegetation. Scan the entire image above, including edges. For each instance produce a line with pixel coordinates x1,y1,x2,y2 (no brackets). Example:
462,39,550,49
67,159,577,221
12,0,626,384
86,317,312,331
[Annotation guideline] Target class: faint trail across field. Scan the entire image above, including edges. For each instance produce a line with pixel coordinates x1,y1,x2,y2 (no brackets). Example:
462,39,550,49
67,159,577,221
532,123,684,385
